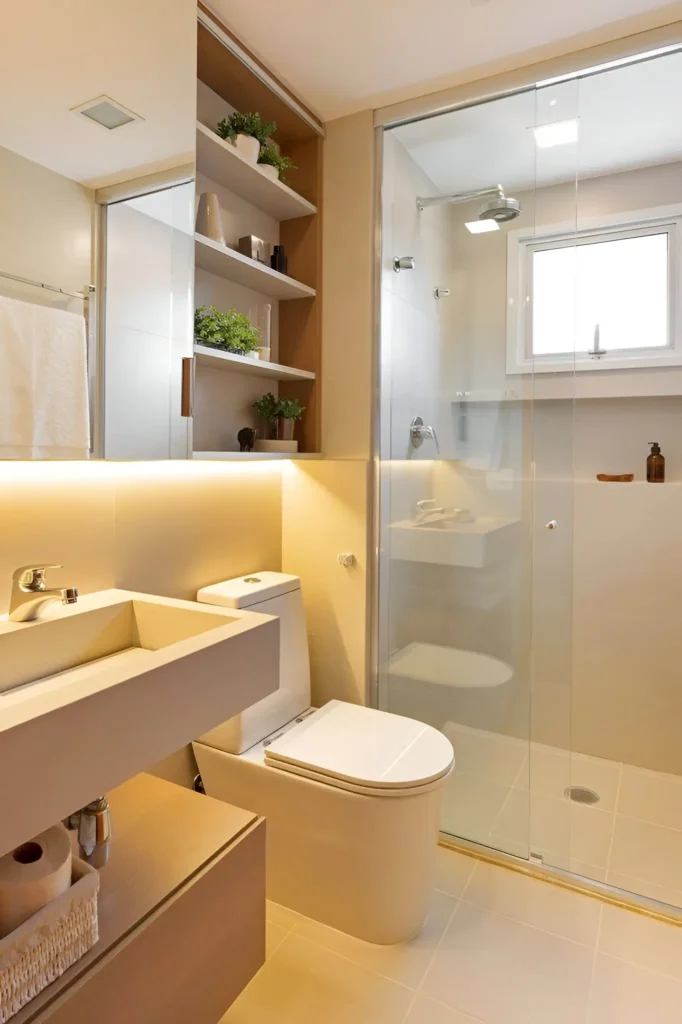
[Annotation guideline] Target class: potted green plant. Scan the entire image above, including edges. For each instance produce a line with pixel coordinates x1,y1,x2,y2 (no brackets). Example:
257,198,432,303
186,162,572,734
276,398,305,441
257,141,297,183
216,112,276,164
252,392,279,441
252,394,305,453
194,306,260,357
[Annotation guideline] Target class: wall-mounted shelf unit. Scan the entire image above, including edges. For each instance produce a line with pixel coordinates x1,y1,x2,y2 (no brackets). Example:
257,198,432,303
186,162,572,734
196,122,317,220
194,4,324,458
195,233,316,300
194,344,316,381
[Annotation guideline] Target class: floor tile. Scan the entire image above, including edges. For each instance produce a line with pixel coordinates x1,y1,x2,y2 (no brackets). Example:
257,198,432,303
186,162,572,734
617,764,682,830
422,900,594,1024
530,745,621,812
432,846,476,898
292,889,456,989
441,772,513,844
588,952,682,1024
222,933,413,1024
609,815,682,892
444,721,527,787
569,802,615,868
404,994,484,1023
569,860,607,883
607,870,682,909
464,859,602,946
266,900,300,930
266,921,289,960
598,902,682,980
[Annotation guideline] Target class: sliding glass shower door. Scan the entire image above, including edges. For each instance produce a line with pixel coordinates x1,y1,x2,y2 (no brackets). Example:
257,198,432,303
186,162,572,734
377,83,576,869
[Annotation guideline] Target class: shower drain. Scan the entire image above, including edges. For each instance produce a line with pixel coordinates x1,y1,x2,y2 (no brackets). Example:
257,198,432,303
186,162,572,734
564,786,600,805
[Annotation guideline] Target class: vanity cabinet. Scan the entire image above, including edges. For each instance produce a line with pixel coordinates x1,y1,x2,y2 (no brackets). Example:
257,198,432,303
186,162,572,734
15,774,265,1024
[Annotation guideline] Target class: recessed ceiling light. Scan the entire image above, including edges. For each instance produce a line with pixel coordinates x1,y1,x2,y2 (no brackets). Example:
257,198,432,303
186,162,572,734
70,95,143,130
465,220,500,234
533,118,579,149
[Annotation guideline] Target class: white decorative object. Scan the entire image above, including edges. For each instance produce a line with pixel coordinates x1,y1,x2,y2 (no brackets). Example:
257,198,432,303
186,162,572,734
246,351,260,360
234,134,260,163
195,193,225,245
258,163,279,181
254,439,298,454
0,858,99,1023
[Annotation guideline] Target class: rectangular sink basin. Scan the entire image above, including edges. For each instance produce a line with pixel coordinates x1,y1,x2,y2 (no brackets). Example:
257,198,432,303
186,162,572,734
0,590,279,855
389,518,522,569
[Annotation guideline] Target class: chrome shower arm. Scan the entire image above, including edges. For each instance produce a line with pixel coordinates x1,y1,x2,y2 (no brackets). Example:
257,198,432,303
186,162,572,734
416,185,504,211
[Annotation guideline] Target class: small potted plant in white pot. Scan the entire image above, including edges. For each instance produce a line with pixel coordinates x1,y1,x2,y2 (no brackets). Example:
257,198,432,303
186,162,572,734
216,112,276,164
194,305,260,358
257,141,297,183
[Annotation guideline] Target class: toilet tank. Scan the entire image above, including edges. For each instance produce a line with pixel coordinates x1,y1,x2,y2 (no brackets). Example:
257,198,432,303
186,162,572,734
196,572,311,754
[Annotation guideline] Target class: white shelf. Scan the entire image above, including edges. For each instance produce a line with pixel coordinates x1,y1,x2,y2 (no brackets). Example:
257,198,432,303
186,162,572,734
196,122,316,221
195,233,316,301
193,451,322,461
194,345,315,382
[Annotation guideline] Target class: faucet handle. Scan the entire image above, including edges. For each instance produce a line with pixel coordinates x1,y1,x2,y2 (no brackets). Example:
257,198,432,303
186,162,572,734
12,564,63,589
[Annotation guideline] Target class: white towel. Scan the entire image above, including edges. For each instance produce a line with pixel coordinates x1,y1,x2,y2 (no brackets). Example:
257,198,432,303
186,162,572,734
0,295,90,459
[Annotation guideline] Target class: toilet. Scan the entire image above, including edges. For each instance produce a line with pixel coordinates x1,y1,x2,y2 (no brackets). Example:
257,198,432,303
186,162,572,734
192,572,454,945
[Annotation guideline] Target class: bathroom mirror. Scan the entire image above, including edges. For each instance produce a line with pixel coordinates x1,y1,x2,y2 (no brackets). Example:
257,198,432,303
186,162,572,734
0,1,197,459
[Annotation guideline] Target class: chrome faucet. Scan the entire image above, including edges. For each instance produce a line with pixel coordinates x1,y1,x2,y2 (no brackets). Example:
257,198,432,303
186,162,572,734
9,564,78,622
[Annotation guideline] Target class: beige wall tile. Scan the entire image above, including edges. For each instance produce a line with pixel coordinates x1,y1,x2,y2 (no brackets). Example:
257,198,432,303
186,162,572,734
282,460,369,706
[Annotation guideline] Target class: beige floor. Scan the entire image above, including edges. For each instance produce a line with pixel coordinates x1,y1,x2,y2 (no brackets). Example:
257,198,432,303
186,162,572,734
222,846,682,1023
442,722,682,907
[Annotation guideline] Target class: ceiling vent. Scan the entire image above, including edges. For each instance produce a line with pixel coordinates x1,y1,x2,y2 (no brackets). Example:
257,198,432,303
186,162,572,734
70,95,143,130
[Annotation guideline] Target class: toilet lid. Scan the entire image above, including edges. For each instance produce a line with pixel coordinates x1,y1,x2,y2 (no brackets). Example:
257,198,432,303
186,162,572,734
264,700,454,793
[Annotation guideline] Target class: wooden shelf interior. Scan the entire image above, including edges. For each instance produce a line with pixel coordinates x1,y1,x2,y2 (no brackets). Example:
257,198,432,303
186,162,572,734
196,6,323,454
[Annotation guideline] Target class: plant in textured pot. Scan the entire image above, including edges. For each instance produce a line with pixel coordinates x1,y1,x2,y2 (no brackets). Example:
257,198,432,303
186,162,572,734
252,392,280,441
276,398,305,441
257,141,297,183
216,112,276,164
194,306,260,356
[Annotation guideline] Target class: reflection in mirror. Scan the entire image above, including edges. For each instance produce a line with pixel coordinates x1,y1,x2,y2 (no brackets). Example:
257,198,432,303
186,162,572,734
0,1,196,459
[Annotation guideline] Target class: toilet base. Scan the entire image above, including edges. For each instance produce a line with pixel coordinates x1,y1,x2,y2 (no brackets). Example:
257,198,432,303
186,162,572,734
193,740,446,944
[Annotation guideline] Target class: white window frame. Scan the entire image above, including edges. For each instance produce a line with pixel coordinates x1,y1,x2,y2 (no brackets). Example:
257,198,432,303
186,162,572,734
506,204,682,375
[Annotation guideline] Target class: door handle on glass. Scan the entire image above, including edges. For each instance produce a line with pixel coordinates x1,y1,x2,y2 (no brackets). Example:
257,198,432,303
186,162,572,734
410,416,440,453
545,520,558,530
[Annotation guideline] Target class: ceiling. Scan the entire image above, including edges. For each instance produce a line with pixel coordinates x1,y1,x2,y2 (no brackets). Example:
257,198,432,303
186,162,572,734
206,0,682,120
0,1,196,188
394,50,682,193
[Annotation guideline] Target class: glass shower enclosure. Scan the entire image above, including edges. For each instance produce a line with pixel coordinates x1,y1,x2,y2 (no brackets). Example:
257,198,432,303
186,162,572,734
377,47,682,909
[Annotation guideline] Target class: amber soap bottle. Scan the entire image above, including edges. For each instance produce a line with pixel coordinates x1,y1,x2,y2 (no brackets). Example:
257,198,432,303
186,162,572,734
647,441,665,482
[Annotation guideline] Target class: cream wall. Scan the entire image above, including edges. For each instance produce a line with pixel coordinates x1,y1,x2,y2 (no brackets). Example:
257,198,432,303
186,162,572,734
0,145,92,307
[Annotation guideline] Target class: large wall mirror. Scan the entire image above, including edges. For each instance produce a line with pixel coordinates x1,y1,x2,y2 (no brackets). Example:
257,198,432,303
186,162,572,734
0,1,196,459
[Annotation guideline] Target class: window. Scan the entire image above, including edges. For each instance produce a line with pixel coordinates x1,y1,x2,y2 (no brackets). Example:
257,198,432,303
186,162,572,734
507,210,682,374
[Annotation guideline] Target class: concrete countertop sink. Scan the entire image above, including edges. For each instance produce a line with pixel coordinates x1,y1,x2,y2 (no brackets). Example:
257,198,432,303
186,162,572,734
0,589,279,855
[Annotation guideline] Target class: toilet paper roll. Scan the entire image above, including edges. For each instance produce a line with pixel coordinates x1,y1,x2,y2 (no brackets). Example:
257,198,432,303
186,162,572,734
0,824,72,938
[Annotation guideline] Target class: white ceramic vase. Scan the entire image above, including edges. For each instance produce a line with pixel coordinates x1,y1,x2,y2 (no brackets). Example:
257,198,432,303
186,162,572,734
195,193,225,244
234,134,260,163
258,163,279,181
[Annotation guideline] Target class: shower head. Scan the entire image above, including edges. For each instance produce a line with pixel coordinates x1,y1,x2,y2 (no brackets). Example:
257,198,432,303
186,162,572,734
478,195,521,223
417,185,522,223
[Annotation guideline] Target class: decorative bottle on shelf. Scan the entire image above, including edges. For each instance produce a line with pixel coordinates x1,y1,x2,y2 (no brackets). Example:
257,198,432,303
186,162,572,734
270,245,288,275
647,441,665,483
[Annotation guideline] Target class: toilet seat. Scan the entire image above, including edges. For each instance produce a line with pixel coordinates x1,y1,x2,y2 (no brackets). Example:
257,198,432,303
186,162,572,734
264,700,454,797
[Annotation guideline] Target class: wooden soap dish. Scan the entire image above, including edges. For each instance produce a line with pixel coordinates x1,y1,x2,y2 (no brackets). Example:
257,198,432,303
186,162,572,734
596,473,634,482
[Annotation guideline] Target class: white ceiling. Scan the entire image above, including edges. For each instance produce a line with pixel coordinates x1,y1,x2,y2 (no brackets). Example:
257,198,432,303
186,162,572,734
395,51,682,194
206,0,682,120
0,1,196,188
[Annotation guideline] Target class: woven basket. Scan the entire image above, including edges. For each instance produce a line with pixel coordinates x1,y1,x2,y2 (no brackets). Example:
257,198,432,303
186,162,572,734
0,858,99,1023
